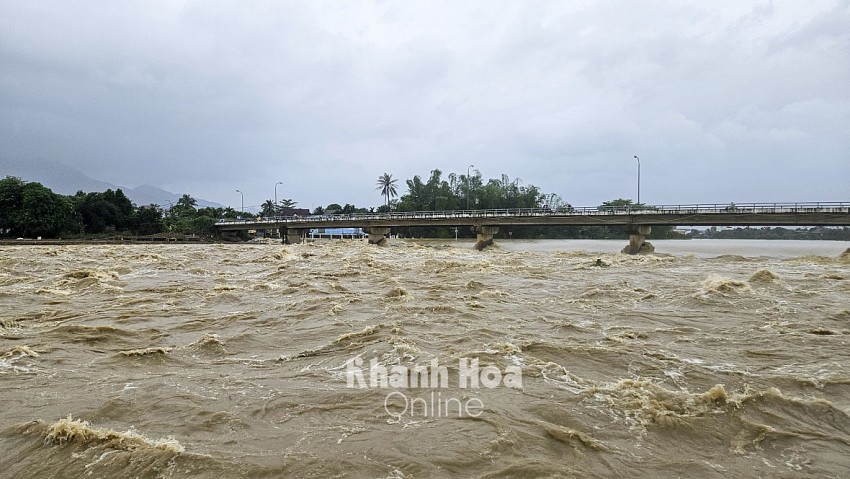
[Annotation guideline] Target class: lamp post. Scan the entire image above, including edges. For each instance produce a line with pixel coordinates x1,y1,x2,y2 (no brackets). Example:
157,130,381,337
467,164,475,210
274,181,282,216
633,155,641,205
236,189,244,215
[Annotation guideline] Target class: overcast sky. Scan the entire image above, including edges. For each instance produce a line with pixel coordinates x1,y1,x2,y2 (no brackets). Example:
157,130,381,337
1,1,848,211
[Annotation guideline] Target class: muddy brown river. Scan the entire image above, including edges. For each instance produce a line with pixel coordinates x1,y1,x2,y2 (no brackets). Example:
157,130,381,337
1,239,849,478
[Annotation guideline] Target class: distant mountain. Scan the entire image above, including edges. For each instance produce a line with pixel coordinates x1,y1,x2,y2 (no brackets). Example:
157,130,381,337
1,157,117,195
126,184,177,207
0,157,222,209
123,184,222,209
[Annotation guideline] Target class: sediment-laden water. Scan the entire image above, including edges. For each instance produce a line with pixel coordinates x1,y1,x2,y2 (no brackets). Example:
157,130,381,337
1,240,849,478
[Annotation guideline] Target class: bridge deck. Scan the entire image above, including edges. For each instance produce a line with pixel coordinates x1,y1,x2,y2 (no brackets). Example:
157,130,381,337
216,202,850,231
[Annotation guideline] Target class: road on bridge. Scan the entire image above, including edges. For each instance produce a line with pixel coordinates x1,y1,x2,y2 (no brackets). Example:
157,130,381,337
216,202,850,230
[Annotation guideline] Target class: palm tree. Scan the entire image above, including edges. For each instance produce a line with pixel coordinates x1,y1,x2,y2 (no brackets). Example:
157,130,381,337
261,200,276,217
278,198,298,209
176,194,197,209
276,199,298,216
174,194,197,216
376,173,398,207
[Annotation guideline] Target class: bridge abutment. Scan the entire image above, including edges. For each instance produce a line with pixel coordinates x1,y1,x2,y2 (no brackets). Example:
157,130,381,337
364,227,390,246
473,226,499,250
624,225,652,254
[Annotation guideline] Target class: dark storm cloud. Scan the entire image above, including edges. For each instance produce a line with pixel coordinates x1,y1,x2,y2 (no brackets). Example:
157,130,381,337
1,1,847,210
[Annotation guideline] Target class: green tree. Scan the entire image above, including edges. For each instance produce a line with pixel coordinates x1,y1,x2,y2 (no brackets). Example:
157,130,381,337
278,198,297,209
392,169,546,237
400,175,426,211
222,207,239,219
73,189,135,234
104,189,134,221
174,194,197,216
11,181,77,237
261,200,276,217
277,198,299,215
376,173,398,207
131,205,164,235
191,216,218,235
0,176,25,235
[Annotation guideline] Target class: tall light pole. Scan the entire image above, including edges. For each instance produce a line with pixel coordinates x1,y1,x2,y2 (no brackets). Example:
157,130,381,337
274,181,283,215
633,155,641,205
467,164,475,210
236,189,244,215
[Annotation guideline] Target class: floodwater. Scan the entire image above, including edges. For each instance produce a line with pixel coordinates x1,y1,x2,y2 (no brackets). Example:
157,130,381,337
1,239,849,478
498,238,850,258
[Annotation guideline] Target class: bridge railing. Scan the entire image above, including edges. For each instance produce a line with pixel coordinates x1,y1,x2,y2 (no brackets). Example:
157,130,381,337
214,202,850,226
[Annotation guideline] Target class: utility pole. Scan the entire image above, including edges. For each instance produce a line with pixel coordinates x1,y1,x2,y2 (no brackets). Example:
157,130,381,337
275,181,283,215
467,164,475,210
633,155,641,205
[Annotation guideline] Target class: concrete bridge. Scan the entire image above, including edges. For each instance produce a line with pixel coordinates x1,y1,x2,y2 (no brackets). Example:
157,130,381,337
215,202,850,253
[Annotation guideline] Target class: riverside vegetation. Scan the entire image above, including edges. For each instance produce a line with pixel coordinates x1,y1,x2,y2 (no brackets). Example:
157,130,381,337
4,173,846,241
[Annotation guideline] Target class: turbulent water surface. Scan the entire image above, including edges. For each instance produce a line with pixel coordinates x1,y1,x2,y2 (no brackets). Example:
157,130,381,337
1,239,849,478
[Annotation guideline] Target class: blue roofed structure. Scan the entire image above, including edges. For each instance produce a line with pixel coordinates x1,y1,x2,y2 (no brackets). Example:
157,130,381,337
310,227,365,239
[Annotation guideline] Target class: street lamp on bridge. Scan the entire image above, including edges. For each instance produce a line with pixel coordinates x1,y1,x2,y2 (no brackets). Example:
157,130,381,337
236,189,244,214
467,164,475,210
633,155,641,205
274,181,283,214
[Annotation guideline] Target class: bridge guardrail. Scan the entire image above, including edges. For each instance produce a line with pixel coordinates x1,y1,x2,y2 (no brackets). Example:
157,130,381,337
215,202,850,226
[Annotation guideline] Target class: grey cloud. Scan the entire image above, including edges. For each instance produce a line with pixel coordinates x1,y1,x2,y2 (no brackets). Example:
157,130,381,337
0,0,847,209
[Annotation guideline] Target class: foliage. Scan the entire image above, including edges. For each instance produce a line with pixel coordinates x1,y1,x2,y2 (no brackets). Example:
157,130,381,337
697,226,850,240
394,170,541,214
162,201,231,236
376,173,398,207
279,198,297,209
390,169,542,237
132,205,164,235
0,178,234,239
172,194,198,217
261,198,299,217
72,189,135,233
0,176,25,233
0,176,78,238
261,200,276,217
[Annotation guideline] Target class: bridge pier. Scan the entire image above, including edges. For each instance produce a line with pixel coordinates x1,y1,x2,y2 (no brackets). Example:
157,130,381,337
220,230,240,242
284,228,308,245
624,225,653,254
473,226,499,251
364,227,390,246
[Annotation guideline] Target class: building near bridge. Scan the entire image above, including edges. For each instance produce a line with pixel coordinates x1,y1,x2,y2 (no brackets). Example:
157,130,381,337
310,228,365,239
